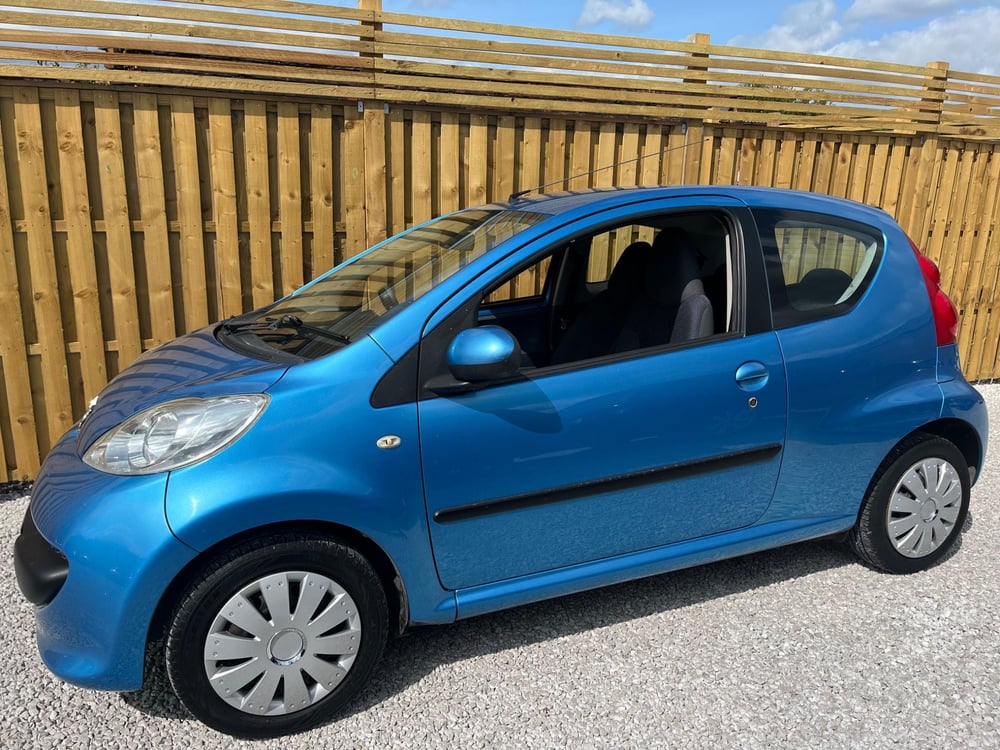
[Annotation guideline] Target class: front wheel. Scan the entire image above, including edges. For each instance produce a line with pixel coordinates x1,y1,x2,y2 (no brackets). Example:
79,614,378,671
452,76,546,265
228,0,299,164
850,434,970,574
165,534,388,738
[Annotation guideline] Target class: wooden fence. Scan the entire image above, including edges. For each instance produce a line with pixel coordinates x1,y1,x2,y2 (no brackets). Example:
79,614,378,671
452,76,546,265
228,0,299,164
1,0,1000,479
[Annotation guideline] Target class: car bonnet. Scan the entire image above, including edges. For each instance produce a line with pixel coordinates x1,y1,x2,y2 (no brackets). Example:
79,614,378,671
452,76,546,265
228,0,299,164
74,326,289,453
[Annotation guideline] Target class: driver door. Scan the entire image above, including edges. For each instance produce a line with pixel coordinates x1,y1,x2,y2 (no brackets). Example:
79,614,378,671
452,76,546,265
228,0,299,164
417,202,787,590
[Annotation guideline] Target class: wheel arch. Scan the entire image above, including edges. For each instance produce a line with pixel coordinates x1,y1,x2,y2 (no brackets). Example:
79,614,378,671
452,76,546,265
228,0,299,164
849,425,972,572
146,521,408,673
913,418,983,483
854,420,979,529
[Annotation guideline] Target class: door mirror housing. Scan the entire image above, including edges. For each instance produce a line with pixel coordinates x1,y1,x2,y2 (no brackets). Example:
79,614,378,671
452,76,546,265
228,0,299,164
446,326,521,383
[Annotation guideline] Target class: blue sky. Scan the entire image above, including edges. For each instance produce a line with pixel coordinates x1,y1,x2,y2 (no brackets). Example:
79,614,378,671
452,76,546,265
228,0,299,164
384,0,1000,74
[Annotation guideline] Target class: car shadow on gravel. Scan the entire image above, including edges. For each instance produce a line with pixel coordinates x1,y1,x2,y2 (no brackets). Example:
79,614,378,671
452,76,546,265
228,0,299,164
351,538,860,718
121,535,863,724
341,509,971,721
0,481,32,503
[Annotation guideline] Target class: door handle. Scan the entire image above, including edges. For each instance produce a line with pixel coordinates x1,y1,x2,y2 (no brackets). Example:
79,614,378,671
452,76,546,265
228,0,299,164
735,361,769,392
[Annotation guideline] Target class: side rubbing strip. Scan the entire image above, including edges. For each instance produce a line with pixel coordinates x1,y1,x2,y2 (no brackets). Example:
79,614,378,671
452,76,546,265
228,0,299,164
433,444,782,524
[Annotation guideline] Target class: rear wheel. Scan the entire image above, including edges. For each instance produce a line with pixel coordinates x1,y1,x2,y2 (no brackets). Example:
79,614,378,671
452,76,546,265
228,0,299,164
165,534,388,738
850,434,970,574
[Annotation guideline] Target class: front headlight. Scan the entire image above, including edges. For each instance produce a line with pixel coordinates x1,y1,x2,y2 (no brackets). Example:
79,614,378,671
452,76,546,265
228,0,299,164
83,395,269,475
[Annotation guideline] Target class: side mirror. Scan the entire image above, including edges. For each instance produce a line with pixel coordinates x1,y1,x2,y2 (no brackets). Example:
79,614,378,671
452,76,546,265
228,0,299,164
446,326,521,383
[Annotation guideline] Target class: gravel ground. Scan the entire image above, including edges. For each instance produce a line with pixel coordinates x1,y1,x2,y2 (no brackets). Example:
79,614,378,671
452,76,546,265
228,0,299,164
3,386,999,749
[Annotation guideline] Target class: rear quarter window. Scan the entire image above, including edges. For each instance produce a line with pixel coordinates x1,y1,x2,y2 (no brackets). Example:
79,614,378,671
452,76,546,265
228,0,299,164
753,209,883,329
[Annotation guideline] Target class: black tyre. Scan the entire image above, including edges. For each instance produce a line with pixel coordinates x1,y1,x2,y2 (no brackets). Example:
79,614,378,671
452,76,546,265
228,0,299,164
850,434,970,574
165,534,388,738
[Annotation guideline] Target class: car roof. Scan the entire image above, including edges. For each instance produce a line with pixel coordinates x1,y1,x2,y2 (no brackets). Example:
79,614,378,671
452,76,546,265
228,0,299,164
494,186,890,222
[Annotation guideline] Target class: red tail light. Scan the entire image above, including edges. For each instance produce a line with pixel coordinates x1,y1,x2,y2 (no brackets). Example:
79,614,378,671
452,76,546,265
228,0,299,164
909,238,958,346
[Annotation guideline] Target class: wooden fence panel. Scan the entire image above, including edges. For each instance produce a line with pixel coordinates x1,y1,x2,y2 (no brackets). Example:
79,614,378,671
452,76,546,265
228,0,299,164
310,103,336,275
386,106,406,239
544,118,567,191
54,90,107,400
437,111,460,218
243,99,274,308
93,91,142,369
13,87,74,453
2,0,1000,476
640,124,662,187
956,149,1000,380
277,101,304,295
170,95,210,331
133,93,176,347
0,101,39,477
207,97,242,320
494,115,516,204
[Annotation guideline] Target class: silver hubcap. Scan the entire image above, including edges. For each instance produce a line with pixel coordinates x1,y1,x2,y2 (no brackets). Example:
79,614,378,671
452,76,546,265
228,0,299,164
886,457,963,558
204,571,361,715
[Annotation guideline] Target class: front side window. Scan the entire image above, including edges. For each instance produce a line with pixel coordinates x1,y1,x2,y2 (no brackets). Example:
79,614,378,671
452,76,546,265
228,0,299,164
754,209,882,328
474,212,735,370
485,256,552,304
220,208,548,360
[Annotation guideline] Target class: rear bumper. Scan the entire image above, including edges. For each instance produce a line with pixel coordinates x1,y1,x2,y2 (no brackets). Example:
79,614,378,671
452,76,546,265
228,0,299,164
938,380,989,483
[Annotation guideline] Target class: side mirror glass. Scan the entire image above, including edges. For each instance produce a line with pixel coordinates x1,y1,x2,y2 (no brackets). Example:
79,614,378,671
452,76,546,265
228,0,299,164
446,326,521,382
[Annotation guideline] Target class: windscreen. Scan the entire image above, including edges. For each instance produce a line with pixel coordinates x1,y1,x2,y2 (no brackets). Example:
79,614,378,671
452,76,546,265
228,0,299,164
221,208,548,360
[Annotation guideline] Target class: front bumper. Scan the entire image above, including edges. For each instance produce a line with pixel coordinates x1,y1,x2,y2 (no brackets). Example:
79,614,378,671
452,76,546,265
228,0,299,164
14,430,197,691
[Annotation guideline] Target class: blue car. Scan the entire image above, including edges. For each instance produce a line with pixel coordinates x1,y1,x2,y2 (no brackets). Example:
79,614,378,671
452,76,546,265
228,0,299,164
14,187,988,737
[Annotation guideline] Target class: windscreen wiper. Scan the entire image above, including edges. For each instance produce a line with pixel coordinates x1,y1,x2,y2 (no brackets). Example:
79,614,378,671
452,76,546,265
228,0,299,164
220,314,351,345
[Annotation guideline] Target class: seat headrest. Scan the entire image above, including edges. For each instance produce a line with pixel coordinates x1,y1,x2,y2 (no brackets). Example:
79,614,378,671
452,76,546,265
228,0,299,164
651,226,692,254
794,268,853,304
607,241,652,296
645,244,705,306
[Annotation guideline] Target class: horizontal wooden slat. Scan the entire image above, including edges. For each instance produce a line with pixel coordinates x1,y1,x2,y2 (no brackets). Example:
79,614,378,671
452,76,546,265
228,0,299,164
8,46,374,88
27,338,172,356
183,0,371,22
371,69,938,122
0,64,375,99
10,217,352,234
0,29,375,71
0,9,369,52
372,8,938,76
375,55,937,103
4,0,372,39
371,30,935,87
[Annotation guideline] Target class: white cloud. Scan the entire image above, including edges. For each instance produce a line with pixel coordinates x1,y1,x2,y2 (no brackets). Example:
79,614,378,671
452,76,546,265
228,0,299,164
729,0,842,53
844,0,958,23
824,7,1000,74
577,0,654,30
728,1,998,74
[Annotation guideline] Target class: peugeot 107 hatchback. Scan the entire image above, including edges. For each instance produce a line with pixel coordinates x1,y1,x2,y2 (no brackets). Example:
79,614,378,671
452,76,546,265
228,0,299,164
14,187,988,737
